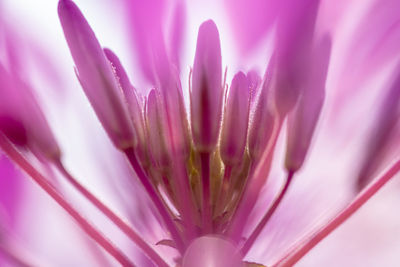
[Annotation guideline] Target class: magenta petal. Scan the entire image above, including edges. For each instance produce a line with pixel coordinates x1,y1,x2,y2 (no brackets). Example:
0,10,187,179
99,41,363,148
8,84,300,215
224,0,281,55
248,59,276,161
274,0,321,116
146,89,171,169
220,72,250,166
285,35,332,172
22,87,61,159
127,88,149,167
160,71,190,159
348,0,400,79
247,69,262,108
0,67,27,146
356,65,400,190
182,236,242,267
124,0,170,84
125,88,149,166
191,20,223,152
103,48,132,98
0,116,27,147
333,0,400,113
58,0,135,150
168,1,186,72
104,48,150,165
0,65,60,159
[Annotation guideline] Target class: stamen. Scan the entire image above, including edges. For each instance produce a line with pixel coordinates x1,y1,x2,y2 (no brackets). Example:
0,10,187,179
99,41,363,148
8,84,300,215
53,160,168,267
0,134,135,267
241,171,294,256
272,158,400,267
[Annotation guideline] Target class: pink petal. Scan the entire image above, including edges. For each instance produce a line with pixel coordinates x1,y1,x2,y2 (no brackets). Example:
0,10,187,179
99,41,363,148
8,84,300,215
58,0,135,150
159,69,190,159
356,65,400,190
103,48,132,98
285,35,332,172
332,0,400,117
123,0,170,84
126,88,150,167
247,70,262,109
224,0,281,55
0,68,27,147
274,0,321,116
168,1,186,73
146,89,171,169
103,48,150,166
190,20,223,152
0,65,60,159
220,72,250,166
248,58,276,161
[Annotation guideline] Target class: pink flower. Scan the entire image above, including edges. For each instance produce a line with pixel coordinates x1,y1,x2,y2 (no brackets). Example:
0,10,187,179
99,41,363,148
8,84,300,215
1,0,400,266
